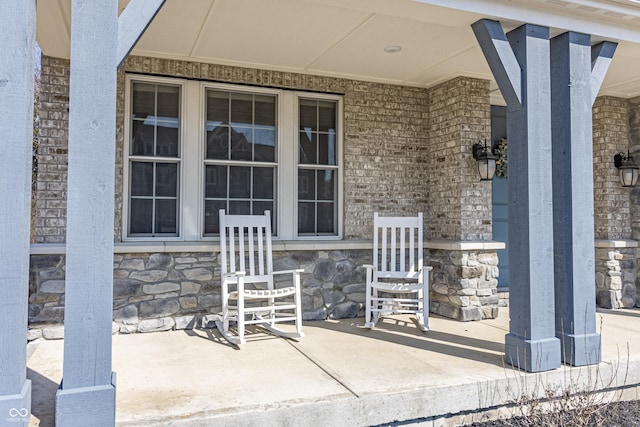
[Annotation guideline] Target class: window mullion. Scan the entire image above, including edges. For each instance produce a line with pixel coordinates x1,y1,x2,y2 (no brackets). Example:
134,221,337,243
151,163,157,235
153,85,158,158
178,79,199,240
273,91,292,240
315,171,319,235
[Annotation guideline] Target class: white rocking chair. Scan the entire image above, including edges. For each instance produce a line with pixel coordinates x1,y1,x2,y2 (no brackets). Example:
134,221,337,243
364,212,432,331
213,210,304,345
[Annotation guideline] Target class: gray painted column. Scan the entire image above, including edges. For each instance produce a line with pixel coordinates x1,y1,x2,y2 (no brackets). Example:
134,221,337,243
0,1,34,425
473,20,561,372
117,0,166,67
55,1,118,425
551,32,617,366
55,1,166,423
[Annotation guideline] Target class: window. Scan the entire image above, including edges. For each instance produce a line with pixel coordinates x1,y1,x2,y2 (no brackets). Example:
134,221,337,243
203,90,277,235
124,76,342,241
298,99,338,236
128,82,181,237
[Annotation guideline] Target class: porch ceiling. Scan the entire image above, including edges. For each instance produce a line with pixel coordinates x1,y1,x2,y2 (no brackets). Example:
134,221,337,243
37,0,640,101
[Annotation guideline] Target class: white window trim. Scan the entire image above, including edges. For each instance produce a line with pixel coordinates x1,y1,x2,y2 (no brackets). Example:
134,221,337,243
122,74,343,242
291,91,343,241
198,82,283,239
123,74,186,242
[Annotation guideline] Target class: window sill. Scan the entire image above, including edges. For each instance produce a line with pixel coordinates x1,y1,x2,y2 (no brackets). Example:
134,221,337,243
594,239,638,248
30,239,507,255
30,240,373,255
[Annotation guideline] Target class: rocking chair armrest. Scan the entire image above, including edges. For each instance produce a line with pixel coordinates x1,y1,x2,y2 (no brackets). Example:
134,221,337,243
222,271,246,278
363,264,375,271
272,269,304,276
419,266,433,273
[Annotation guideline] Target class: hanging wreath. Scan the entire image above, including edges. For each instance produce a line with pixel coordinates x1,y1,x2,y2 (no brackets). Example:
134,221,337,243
494,138,508,178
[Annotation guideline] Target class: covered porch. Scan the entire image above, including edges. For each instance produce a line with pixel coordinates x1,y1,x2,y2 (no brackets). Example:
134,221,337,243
27,308,640,426
4,0,640,425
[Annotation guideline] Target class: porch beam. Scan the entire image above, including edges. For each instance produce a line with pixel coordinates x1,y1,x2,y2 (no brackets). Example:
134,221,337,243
418,0,640,44
55,1,118,425
471,19,522,109
551,32,616,366
0,1,35,424
117,0,166,69
590,42,617,105
473,20,561,372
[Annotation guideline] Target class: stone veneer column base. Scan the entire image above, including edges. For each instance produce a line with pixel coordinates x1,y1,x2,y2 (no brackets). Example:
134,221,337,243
0,381,31,427
505,334,561,373
427,240,505,322
594,239,638,309
55,373,116,427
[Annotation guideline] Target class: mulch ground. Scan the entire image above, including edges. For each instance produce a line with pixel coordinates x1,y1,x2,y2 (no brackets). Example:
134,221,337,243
466,399,640,426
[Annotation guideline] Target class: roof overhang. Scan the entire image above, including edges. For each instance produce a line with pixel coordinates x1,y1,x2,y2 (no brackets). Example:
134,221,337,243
36,0,640,101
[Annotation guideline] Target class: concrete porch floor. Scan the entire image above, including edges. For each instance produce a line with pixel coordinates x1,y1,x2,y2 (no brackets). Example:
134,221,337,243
27,308,640,427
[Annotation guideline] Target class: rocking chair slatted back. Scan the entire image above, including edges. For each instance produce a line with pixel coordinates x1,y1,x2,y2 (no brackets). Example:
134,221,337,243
373,212,423,277
219,210,273,278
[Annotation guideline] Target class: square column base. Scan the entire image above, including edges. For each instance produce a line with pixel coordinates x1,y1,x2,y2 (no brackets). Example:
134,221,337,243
0,380,31,426
558,332,601,366
505,333,561,372
55,372,116,427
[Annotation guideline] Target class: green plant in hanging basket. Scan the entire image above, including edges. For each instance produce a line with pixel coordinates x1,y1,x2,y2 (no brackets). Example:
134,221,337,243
494,138,508,178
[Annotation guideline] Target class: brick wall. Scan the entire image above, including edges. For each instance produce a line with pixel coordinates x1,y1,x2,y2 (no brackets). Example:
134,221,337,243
593,96,632,240
38,55,435,242
629,101,640,241
426,77,492,241
342,83,430,239
35,56,69,243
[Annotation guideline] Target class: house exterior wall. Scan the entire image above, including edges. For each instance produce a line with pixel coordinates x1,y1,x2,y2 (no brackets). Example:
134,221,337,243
116,57,432,241
35,56,69,244
428,249,499,321
628,100,640,307
31,54,501,334
629,101,640,242
29,246,501,333
37,56,500,244
593,96,632,240
427,78,492,241
29,250,371,333
593,96,639,309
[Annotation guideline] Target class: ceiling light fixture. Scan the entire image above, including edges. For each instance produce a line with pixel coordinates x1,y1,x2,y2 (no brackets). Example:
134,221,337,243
384,45,402,53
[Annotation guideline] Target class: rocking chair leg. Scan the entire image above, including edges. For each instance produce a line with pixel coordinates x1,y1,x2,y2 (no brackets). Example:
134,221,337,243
295,278,303,336
420,273,430,332
365,292,373,329
222,303,230,332
372,311,380,327
237,290,245,343
415,313,429,332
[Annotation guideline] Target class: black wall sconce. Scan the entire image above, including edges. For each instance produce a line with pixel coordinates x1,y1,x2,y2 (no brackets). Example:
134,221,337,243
472,139,496,181
614,150,639,187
